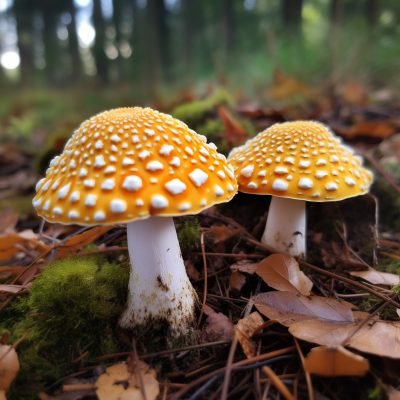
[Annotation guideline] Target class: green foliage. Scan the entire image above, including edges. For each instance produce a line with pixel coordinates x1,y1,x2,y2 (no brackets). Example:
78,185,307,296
367,379,384,400
1,254,130,399
3,116,34,152
177,218,201,257
172,90,234,128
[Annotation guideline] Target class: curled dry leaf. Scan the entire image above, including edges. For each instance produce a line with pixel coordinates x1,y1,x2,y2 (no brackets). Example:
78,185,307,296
235,312,265,358
289,317,400,359
254,292,355,327
229,270,246,296
304,346,369,377
256,254,313,295
55,226,114,259
96,361,159,400
230,260,259,275
0,344,20,393
349,268,399,286
210,224,241,244
200,313,235,343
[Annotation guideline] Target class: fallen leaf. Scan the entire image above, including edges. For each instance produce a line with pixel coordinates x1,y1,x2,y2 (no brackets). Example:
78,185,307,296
217,106,247,150
256,254,313,295
236,312,265,358
255,292,355,327
339,82,368,106
335,120,397,140
0,209,18,236
229,270,246,297
0,284,26,294
184,260,200,280
289,317,400,359
55,226,114,259
200,313,235,343
230,260,259,275
349,268,399,286
202,304,216,316
304,346,369,376
210,225,241,244
0,232,50,262
96,361,159,400
0,344,20,393
383,384,400,400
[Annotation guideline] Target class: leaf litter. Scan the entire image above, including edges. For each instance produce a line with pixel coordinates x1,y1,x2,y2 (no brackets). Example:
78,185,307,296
3,85,400,400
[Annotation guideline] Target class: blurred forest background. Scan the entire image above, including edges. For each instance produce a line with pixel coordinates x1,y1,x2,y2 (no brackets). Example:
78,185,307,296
1,0,400,178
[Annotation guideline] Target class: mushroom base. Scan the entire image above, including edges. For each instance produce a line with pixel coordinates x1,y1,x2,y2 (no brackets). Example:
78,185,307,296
119,216,197,337
261,197,306,259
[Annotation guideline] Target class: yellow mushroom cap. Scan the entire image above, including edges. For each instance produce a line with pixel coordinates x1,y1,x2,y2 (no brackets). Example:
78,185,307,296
228,121,373,202
32,107,237,225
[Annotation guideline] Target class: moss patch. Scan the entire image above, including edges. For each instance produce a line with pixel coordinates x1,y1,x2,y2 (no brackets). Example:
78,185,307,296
177,217,201,258
1,254,130,399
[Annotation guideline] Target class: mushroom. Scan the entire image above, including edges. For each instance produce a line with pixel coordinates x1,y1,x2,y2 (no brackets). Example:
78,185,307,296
32,107,238,337
228,121,373,258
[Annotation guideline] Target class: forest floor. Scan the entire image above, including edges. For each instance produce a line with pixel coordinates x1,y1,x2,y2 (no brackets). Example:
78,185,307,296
2,74,400,400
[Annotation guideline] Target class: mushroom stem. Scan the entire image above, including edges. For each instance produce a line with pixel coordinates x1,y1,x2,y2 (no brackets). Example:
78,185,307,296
119,216,197,336
261,197,306,259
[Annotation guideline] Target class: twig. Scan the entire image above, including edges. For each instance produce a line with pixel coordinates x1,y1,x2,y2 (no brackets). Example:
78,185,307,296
340,293,399,346
192,252,264,259
261,366,295,400
294,338,314,400
62,384,96,392
221,335,239,400
379,251,400,261
0,328,31,362
197,232,208,325
192,266,230,283
90,339,232,361
243,237,400,309
79,246,128,256
169,347,296,400
358,151,400,196
133,338,148,400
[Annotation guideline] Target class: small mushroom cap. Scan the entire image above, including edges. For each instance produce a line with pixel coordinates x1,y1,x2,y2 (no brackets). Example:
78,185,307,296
33,107,237,225
228,121,373,202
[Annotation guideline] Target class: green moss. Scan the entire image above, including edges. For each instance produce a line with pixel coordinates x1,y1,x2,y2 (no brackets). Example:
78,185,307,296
172,90,234,128
1,254,130,399
177,218,201,257
367,379,384,400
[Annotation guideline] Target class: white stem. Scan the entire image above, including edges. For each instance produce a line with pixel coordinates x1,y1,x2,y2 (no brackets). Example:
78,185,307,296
119,216,197,337
261,197,306,259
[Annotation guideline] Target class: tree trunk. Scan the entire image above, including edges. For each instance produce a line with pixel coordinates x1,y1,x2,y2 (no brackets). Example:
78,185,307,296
182,0,193,67
14,0,35,88
92,0,109,84
153,0,169,77
66,0,81,83
282,0,303,35
366,0,378,28
223,0,234,55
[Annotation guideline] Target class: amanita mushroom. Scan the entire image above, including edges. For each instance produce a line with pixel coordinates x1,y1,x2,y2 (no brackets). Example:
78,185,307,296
228,121,373,258
32,107,237,336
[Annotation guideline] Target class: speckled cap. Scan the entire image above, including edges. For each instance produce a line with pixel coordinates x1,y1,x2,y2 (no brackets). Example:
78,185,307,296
32,107,237,225
228,121,373,201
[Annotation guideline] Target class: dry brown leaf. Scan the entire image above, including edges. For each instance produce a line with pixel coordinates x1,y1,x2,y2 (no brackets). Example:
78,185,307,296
339,82,368,106
202,304,216,316
210,225,241,244
229,270,246,296
349,268,399,286
256,254,313,295
304,346,369,377
335,120,397,140
96,361,159,400
184,260,200,280
383,384,400,400
200,313,235,343
255,292,355,327
0,209,18,236
289,318,400,359
235,312,265,358
0,232,50,262
0,285,26,294
0,344,20,392
55,226,114,259
217,106,247,150
230,260,259,275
